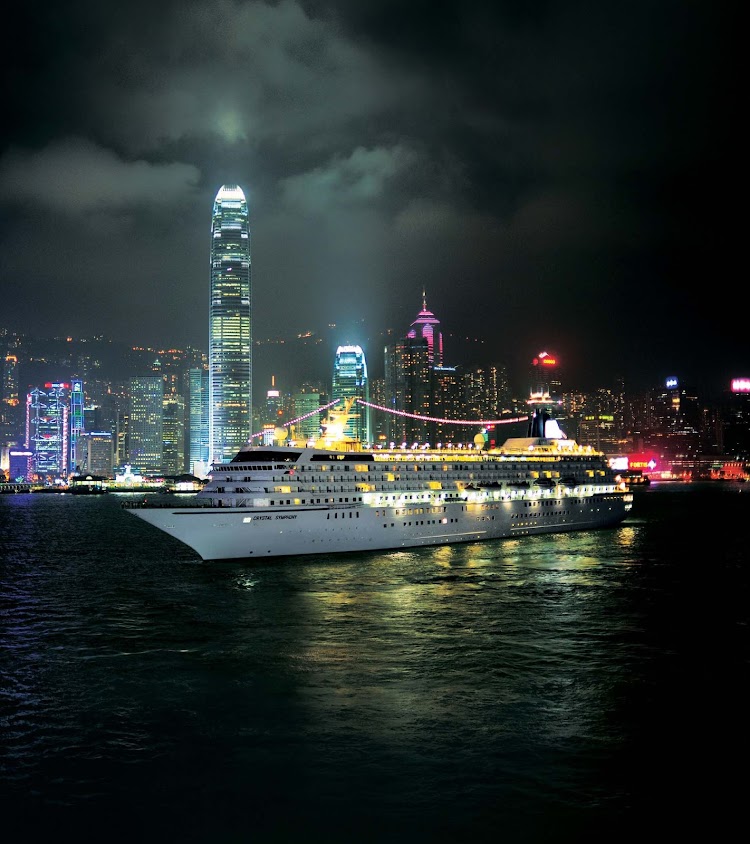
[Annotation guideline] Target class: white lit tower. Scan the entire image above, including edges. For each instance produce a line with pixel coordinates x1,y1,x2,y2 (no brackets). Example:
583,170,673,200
209,184,251,466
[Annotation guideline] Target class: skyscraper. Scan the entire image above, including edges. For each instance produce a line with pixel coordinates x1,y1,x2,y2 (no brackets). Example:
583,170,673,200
406,290,443,366
188,366,210,478
331,345,370,444
69,378,85,472
128,375,164,474
26,382,69,480
162,393,186,475
209,184,251,465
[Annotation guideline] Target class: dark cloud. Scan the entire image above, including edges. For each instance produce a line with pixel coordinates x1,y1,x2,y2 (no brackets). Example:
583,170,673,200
0,0,741,393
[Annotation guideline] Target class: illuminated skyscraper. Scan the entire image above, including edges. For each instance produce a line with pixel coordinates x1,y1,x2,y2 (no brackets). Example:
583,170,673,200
69,379,85,472
76,431,115,477
406,290,443,366
209,184,251,465
2,354,18,406
292,387,326,444
26,383,69,480
188,367,210,478
331,345,370,444
162,394,186,475
529,351,562,400
128,376,163,474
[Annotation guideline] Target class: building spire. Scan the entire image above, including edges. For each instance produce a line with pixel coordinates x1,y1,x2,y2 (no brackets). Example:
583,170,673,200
422,287,427,311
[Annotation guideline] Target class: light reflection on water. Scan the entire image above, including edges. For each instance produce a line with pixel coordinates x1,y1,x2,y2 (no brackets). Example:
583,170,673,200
0,486,746,843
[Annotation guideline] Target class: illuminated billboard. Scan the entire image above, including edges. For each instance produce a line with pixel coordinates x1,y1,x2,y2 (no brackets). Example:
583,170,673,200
731,378,750,393
627,452,659,473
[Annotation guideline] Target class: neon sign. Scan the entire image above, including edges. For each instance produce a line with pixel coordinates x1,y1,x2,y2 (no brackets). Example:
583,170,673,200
731,378,750,393
533,351,558,366
665,377,678,389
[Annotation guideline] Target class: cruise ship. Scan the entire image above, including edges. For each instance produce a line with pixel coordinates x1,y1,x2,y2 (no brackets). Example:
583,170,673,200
124,399,633,562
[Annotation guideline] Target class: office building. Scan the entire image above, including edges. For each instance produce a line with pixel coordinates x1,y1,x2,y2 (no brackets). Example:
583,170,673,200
331,345,370,444
292,386,326,444
188,367,210,477
209,184,252,465
69,379,85,472
128,376,163,474
407,291,443,366
77,431,115,477
26,383,69,480
162,393,186,475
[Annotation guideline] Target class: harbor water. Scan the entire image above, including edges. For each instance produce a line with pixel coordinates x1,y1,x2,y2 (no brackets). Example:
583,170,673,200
1,483,746,842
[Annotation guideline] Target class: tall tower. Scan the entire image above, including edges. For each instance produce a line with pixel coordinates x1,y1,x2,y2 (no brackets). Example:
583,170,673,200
406,290,443,366
69,379,85,472
188,366,210,477
331,345,370,444
209,184,251,465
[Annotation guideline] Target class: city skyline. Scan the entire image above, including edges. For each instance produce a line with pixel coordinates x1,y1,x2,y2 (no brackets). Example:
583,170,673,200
0,1,740,394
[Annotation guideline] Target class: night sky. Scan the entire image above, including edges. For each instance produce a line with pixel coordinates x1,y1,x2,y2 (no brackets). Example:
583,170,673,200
0,1,740,393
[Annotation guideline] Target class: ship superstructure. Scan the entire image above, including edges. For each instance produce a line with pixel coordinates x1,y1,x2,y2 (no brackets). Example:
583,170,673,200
125,398,632,561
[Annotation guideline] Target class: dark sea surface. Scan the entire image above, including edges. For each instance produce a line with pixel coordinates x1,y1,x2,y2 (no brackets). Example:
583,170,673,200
1,483,747,843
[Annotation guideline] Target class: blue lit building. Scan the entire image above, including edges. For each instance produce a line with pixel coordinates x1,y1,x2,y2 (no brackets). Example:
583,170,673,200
9,448,33,482
69,379,85,472
189,367,210,477
209,184,252,465
331,345,370,444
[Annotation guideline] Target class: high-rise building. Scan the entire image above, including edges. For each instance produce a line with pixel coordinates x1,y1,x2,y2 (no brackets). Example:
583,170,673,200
391,336,432,444
188,367,210,478
260,376,284,431
528,351,565,437
26,382,69,480
77,431,115,477
2,354,18,406
529,351,562,399
331,345,370,444
69,378,85,472
209,184,252,465
128,376,163,474
292,387,326,444
0,354,21,448
431,365,462,444
406,290,443,366
162,394,186,475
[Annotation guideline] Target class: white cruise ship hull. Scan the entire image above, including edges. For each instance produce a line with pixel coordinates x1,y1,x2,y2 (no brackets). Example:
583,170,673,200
130,491,630,562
